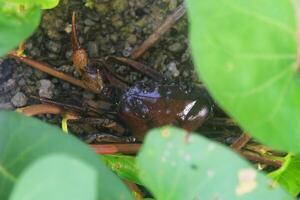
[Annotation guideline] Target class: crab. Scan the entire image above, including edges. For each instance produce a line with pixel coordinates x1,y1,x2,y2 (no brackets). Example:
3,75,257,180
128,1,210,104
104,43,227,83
8,12,213,143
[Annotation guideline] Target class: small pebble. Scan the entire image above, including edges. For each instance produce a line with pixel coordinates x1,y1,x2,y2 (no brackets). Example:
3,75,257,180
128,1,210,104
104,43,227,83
88,41,99,57
83,92,95,100
168,42,184,52
84,19,95,26
11,92,27,107
46,41,61,53
127,34,137,45
0,102,13,110
112,0,128,13
122,46,133,57
167,61,180,77
39,79,55,99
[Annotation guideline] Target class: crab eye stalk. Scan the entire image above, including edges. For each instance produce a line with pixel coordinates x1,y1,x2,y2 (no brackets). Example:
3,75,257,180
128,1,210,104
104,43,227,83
71,12,88,72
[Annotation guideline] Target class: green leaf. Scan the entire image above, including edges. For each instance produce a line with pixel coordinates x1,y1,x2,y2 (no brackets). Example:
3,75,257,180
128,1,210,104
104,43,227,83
102,155,141,185
0,2,41,56
10,154,98,200
137,127,292,200
269,154,300,196
0,111,133,200
187,0,300,152
9,0,60,9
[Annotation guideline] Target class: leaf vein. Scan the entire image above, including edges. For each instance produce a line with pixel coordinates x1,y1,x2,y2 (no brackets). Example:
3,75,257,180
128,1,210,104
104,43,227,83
223,0,294,35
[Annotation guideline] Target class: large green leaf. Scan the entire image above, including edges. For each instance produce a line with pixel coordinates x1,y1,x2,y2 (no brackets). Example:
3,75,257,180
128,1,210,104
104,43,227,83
137,127,292,200
0,1,41,56
187,0,300,152
269,154,300,196
0,111,133,200
10,154,98,200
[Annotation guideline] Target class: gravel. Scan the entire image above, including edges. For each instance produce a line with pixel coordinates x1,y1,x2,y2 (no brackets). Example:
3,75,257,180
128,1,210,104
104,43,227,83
168,42,184,52
167,61,180,77
11,92,28,107
38,79,55,99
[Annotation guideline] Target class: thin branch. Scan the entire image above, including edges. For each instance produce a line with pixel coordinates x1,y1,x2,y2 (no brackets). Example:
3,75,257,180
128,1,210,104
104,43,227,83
131,3,186,59
7,53,96,92
230,133,251,151
240,150,282,168
90,143,141,155
17,104,64,116
17,104,79,119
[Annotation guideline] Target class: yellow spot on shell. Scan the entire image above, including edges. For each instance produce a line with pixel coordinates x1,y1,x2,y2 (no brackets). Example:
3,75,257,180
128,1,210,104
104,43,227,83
236,168,257,196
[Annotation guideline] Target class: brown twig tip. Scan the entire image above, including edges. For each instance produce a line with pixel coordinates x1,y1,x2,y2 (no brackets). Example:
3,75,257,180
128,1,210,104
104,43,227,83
71,11,81,51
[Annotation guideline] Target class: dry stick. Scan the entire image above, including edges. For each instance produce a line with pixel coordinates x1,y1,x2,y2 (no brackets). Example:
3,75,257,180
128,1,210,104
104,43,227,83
230,133,251,151
109,56,164,80
17,104,79,120
124,180,143,199
90,143,141,155
240,150,282,168
229,133,282,168
130,3,186,60
7,53,93,92
17,104,64,116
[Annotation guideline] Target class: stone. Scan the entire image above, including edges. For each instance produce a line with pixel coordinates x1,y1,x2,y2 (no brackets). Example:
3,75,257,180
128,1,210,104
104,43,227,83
46,41,62,54
11,92,27,107
112,0,128,13
168,42,184,52
167,61,180,77
38,79,55,99
88,41,99,57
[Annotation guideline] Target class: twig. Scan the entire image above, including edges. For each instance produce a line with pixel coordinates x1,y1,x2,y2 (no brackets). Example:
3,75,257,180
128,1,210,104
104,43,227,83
108,56,164,80
90,143,141,155
130,3,186,59
230,133,251,151
16,104,79,118
7,53,94,92
124,180,143,200
240,150,282,168
17,104,65,116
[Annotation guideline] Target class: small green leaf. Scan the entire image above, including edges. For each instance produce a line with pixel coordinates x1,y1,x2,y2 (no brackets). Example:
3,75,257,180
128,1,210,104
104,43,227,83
137,127,292,200
10,154,98,200
102,155,141,185
269,154,300,196
187,0,300,152
0,111,133,200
